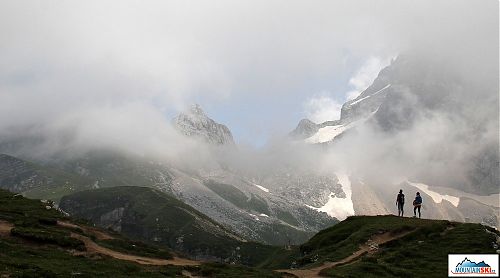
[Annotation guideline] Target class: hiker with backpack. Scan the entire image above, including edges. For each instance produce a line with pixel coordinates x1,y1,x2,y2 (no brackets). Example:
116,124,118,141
396,189,405,217
413,192,423,218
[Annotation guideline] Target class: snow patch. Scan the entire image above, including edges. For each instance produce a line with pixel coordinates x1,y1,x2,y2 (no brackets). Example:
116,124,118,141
349,84,391,106
305,125,347,144
248,213,260,221
252,183,270,193
306,173,355,220
407,181,460,207
259,213,269,217
305,108,379,144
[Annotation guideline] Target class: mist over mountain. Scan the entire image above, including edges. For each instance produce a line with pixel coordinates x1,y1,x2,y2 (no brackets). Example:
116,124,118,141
1,49,498,233
288,52,499,227
293,53,499,195
0,2,499,277
0,0,498,246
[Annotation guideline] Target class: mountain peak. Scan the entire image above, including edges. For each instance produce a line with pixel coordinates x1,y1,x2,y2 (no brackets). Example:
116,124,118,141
289,118,319,139
173,104,235,145
188,104,206,117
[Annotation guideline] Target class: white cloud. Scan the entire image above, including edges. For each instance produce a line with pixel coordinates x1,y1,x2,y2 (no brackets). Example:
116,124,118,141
345,56,393,101
304,93,342,123
304,56,392,124
0,0,495,151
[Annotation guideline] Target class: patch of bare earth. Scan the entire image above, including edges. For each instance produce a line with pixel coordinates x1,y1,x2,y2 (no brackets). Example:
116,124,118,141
0,220,13,237
57,221,114,240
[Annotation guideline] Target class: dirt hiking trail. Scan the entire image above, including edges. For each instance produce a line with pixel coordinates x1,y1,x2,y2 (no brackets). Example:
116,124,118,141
1,219,200,267
58,221,114,240
70,233,201,266
276,230,414,278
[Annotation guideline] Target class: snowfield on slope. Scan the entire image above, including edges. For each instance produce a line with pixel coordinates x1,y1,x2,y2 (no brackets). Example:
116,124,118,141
251,182,270,193
349,84,391,106
305,107,381,144
407,181,460,207
305,125,347,144
306,173,355,221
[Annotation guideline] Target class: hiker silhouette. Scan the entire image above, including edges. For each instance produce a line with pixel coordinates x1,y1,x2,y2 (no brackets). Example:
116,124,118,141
413,192,422,218
396,189,405,217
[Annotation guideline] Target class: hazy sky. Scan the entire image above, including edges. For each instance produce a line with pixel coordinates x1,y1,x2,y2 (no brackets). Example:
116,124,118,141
0,0,497,146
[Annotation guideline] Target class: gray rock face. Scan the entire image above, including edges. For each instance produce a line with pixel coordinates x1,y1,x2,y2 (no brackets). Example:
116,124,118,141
262,170,344,208
340,64,394,124
99,207,125,232
467,144,500,195
0,154,53,193
173,104,235,145
163,167,338,245
289,119,319,139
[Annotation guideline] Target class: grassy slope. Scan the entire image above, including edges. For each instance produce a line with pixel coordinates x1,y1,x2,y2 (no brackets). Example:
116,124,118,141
290,215,498,278
299,215,438,264
0,188,178,277
59,188,500,276
0,154,93,201
325,223,497,278
4,186,496,278
0,189,283,277
59,186,296,268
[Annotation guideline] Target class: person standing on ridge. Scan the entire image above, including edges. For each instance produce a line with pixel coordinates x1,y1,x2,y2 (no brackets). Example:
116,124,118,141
413,192,423,218
396,189,405,217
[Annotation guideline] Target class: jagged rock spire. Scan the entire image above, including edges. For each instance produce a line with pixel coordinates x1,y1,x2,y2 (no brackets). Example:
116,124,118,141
173,104,235,145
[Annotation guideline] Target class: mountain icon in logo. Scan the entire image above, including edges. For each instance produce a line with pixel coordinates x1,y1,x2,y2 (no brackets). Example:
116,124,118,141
456,258,491,268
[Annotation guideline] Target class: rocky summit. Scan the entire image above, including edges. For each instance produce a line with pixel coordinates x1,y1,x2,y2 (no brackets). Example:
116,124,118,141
173,104,235,145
